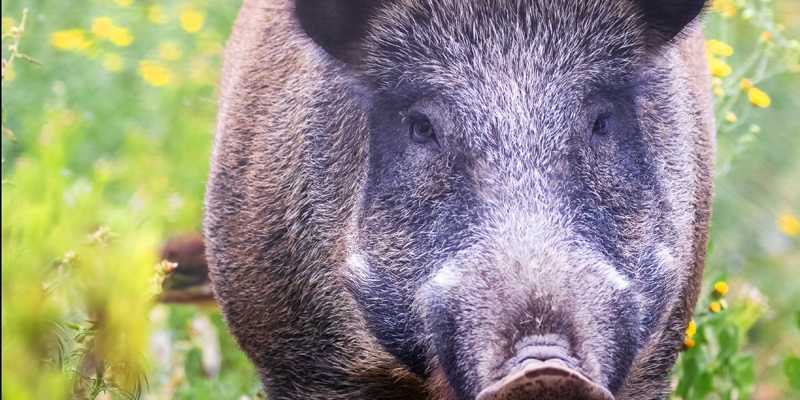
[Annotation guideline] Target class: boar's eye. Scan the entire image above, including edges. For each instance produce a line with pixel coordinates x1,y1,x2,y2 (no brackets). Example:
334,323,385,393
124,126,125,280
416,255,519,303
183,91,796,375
592,114,612,137
410,117,437,144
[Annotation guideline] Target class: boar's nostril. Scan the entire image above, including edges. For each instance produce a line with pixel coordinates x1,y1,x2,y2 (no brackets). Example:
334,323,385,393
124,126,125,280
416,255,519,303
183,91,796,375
476,363,615,400
508,344,580,375
479,337,612,400
502,335,583,376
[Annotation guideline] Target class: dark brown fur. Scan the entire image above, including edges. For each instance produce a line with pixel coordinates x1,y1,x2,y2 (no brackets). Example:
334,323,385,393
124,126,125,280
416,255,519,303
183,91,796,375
205,1,715,398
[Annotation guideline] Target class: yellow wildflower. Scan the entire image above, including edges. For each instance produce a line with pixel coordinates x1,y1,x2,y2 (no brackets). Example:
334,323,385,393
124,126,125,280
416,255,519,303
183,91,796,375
180,10,205,33
778,213,800,237
139,60,171,86
684,337,695,348
748,87,771,108
148,5,167,24
158,42,181,61
686,320,696,337
114,0,133,6
706,40,733,57
713,86,725,98
52,29,90,50
92,17,113,38
708,57,731,77
740,78,753,89
713,281,729,296
709,301,722,313
713,0,737,17
109,26,133,47
725,112,737,123
103,53,124,73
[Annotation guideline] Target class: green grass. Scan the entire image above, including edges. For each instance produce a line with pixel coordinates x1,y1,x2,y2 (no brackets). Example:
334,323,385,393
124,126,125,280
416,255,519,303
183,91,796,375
2,0,798,399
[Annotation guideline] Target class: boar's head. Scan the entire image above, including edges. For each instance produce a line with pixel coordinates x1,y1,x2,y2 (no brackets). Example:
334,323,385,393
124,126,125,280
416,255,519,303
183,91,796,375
206,0,715,399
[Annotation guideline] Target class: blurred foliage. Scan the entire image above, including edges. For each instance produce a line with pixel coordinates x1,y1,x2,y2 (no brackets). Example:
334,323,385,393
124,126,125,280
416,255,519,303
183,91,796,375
673,277,767,399
672,0,800,399
1,0,798,399
1,0,258,399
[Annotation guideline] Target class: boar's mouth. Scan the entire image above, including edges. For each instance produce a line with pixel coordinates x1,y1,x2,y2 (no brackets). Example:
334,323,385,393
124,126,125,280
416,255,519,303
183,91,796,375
476,361,614,400
475,341,614,400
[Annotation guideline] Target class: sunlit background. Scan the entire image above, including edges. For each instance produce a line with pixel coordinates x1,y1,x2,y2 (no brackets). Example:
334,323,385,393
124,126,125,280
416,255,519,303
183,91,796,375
2,0,798,399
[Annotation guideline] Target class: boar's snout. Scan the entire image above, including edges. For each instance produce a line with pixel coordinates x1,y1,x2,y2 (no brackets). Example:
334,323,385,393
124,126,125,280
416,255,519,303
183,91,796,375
419,248,640,399
477,361,614,400
476,337,613,400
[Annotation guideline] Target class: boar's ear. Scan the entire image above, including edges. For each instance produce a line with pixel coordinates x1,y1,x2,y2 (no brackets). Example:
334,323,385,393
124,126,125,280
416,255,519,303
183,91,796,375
633,0,709,44
294,0,386,63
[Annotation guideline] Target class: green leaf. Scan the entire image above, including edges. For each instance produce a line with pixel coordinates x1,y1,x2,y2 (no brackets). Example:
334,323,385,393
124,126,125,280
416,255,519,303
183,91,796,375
785,356,800,390
733,355,755,392
718,326,738,361
185,347,205,385
65,322,81,331
675,355,701,399
696,371,714,399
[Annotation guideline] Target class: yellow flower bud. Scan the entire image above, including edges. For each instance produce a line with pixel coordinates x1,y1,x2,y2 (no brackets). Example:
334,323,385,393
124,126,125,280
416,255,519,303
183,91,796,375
51,29,90,51
710,301,722,313
684,337,696,348
180,11,205,33
686,320,696,337
713,281,729,296
748,87,771,108
91,17,113,38
706,40,733,57
712,0,737,16
139,60,172,87
725,112,737,123
109,26,133,47
778,213,800,237
708,57,732,77
740,78,753,89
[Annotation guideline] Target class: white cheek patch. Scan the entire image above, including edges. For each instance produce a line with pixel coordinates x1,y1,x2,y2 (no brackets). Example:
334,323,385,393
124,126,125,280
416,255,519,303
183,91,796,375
657,245,678,273
344,252,370,284
432,264,461,290
593,262,631,291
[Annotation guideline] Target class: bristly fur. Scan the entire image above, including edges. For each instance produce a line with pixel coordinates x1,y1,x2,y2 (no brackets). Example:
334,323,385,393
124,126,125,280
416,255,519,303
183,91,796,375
205,1,714,399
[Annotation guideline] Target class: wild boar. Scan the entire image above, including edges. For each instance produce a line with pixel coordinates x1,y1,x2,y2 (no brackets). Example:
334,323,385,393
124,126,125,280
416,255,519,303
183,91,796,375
205,0,715,398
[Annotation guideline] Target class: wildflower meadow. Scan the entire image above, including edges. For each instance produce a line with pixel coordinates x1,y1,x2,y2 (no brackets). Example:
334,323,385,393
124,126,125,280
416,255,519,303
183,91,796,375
2,0,799,399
